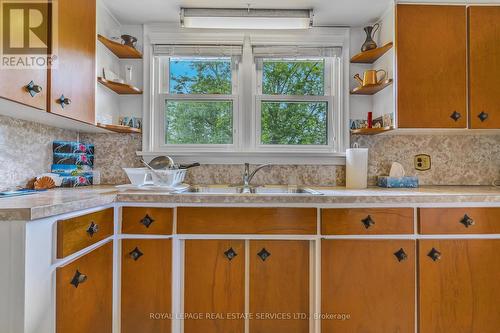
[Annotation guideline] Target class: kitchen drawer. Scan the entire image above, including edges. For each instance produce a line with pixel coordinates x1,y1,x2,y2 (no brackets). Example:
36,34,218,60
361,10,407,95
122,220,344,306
321,208,414,235
56,241,113,333
177,207,317,234
419,207,500,234
57,208,114,258
122,207,173,235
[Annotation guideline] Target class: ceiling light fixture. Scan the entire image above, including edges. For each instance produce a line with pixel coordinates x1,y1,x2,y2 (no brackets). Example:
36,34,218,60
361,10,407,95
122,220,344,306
180,8,313,30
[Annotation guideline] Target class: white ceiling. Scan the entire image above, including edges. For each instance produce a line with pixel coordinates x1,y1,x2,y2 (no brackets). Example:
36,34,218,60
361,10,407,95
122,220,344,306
102,0,394,26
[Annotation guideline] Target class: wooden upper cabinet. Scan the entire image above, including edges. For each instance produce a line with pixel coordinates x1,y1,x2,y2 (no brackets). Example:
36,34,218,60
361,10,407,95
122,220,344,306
396,4,467,128
249,240,310,333
322,239,416,333
122,239,171,333
419,239,500,333
56,242,113,333
49,0,95,124
468,6,500,129
184,240,245,333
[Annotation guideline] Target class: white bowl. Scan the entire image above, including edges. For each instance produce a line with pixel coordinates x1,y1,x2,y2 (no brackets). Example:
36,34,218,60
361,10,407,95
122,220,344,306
123,168,151,186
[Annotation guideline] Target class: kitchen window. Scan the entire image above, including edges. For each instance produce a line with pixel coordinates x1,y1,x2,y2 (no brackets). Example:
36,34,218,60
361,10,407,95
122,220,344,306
151,40,344,161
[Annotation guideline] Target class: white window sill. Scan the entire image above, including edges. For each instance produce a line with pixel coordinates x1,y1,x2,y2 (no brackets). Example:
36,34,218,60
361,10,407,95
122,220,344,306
137,151,346,165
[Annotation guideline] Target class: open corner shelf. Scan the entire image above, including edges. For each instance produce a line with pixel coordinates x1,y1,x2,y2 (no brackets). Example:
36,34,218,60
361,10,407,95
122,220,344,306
97,34,142,59
350,42,393,64
350,79,393,95
97,123,142,134
98,77,143,95
350,126,393,135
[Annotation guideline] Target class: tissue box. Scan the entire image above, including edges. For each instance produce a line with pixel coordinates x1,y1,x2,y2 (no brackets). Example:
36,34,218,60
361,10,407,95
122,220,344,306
53,153,94,167
60,174,93,187
378,176,419,188
51,164,92,175
53,141,94,154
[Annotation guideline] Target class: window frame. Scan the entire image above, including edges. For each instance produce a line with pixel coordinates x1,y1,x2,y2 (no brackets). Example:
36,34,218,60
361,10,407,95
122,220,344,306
155,55,241,152
144,27,350,164
254,57,337,153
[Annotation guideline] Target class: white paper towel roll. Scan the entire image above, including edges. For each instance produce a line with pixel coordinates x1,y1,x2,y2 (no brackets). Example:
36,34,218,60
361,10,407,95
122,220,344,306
346,148,368,189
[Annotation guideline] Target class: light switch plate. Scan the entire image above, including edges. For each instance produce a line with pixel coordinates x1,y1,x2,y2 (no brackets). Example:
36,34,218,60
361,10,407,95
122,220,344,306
414,154,431,171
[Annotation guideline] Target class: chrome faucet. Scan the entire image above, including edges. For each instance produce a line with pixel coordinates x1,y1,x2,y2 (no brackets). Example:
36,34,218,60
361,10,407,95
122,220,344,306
242,163,270,190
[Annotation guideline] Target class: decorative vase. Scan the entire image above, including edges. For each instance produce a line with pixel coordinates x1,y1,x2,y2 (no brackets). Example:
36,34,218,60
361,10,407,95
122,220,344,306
361,23,379,52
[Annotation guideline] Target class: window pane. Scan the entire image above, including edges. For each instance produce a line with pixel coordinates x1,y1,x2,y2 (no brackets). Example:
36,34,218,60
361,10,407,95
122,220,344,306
165,100,233,144
169,57,232,94
262,59,324,95
261,101,327,145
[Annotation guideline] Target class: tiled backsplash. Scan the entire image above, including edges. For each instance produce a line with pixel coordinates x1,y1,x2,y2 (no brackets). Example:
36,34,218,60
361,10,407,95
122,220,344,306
352,133,500,185
1,115,499,189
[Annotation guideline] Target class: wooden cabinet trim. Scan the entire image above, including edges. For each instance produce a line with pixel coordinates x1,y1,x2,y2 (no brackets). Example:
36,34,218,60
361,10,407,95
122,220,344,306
321,208,414,235
122,207,173,235
177,207,317,235
57,208,114,258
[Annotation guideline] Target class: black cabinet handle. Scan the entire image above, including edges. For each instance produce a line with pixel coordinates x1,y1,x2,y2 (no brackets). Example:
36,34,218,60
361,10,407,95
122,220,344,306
25,80,42,97
361,215,375,229
478,112,488,122
450,111,461,121
129,247,144,261
427,248,442,261
257,248,271,261
394,248,408,262
57,94,71,108
224,247,238,261
86,221,99,237
140,214,155,228
459,214,475,228
70,270,87,288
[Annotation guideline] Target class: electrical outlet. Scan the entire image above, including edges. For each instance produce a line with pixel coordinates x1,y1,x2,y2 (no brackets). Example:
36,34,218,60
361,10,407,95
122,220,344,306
414,154,431,171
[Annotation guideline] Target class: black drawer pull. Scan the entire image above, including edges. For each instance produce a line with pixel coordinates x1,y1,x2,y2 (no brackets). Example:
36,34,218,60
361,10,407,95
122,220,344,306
394,248,408,262
70,270,87,288
427,248,442,261
478,112,488,122
257,248,271,261
129,247,144,261
26,80,42,97
224,247,238,261
450,111,461,121
459,214,475,228
57,94,71,108
361,215,375,229
140,214,155,228
86,221,99,237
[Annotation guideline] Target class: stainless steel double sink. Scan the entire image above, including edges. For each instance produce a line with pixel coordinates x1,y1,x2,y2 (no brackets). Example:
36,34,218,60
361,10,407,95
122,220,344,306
181,185,323,195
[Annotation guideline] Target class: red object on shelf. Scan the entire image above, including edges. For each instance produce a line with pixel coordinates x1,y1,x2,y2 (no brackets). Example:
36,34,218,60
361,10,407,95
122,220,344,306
367,112,373,128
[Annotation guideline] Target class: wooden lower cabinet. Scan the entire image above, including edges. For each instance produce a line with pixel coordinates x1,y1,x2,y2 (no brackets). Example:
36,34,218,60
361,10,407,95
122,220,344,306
249,240,310,333
56,241,113,333
121,238,172,333
184,239,245,333
322,239,415,333
419,239,500,333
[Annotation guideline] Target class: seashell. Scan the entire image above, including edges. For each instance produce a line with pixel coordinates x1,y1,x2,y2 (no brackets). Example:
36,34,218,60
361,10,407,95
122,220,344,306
34,176,56,190
25,177,37,190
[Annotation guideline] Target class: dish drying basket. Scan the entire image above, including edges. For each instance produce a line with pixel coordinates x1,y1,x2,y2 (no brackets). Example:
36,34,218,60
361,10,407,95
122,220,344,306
151,169,187,187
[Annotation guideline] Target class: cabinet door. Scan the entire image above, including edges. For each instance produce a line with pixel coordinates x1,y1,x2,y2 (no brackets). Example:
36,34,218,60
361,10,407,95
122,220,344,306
396,4,467,128
468,6,500,129
419,239,500,333
49,0,95,123
56,241,112,333
322,239,415,333
0,69,47,110
184,240,245,333
249,240,310,333
122,239,171,333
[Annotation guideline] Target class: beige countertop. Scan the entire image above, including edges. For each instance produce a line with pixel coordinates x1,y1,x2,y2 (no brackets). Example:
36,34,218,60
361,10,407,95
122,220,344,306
1,185,500,221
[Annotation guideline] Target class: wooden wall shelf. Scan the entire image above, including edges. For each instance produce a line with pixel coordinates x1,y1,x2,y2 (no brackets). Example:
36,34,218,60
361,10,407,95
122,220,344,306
350,42,394,64
97,123,142,134
350,126,393,135
350,79,393,95
97,77,143,95
97,34,142,59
